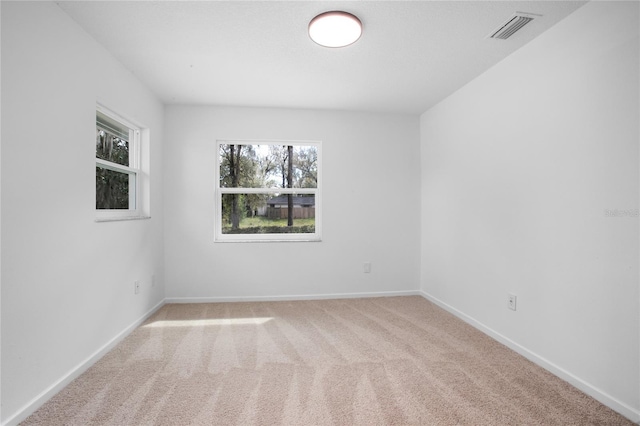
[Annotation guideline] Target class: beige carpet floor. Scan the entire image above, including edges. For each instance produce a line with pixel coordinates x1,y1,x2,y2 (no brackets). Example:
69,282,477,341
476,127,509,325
22,296,633,425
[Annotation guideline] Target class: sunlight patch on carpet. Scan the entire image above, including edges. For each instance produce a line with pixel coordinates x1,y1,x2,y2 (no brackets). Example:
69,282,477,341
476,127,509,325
144,318,273,328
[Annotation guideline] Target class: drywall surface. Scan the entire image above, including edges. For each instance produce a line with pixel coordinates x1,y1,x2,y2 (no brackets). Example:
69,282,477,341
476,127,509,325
421,0,639,419
1,2,165,423
164,106,420,300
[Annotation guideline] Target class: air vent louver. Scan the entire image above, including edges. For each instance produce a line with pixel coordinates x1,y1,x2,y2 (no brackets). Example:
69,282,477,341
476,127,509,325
489,13,539,40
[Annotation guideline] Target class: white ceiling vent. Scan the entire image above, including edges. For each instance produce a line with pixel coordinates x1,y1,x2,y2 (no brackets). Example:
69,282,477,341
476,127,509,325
488,12,541,40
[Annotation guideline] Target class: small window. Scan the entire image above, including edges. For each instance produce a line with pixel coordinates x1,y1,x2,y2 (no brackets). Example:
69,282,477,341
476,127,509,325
215,141,321,242
95,107,142,220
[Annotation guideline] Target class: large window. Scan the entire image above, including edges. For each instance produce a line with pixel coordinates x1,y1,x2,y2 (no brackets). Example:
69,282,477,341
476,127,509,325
215,140,321,242
95,106,142,220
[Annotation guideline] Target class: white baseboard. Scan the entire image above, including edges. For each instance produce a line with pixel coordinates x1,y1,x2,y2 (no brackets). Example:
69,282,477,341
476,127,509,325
419,291,640,424
2,300,166,426
165,289,421,304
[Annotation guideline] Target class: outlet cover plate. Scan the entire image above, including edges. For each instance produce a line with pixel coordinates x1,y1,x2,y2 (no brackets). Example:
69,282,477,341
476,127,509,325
508,293,517,311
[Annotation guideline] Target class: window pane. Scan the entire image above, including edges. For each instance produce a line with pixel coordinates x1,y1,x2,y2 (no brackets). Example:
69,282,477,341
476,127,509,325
291,145,318,189
96,111,130,167
96,129,129,166
96,166,132,209
221,193,315,234
219,144,317,189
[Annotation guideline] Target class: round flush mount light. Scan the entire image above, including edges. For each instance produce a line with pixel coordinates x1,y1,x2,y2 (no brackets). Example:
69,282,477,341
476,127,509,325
308,11,362,48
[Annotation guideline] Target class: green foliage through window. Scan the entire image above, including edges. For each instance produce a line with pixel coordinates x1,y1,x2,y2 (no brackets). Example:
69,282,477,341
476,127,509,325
96,167,130,209
217,142,320,240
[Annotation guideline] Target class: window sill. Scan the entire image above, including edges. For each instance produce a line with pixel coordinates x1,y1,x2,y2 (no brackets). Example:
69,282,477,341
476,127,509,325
95,216,151,223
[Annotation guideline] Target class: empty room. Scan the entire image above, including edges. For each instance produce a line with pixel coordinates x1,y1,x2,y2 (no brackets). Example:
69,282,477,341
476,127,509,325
1,1,638,425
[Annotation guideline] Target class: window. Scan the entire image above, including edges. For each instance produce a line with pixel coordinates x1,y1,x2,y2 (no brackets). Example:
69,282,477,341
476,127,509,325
95,106,143,220
215,140,321,242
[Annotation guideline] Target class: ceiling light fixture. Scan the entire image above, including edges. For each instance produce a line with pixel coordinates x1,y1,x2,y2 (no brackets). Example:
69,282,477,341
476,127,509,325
308,11,362,48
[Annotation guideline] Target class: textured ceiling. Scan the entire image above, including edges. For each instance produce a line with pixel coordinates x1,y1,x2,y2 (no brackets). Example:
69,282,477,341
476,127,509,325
57,1,586,115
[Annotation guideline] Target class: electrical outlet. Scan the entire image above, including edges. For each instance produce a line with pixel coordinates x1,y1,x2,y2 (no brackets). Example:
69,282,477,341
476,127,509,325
508,293,517,311
134,281,140,295
363,262,371,273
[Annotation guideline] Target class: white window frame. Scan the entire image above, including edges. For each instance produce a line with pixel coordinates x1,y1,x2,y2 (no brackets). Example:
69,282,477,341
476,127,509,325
214,139,322,242
95,104,144,221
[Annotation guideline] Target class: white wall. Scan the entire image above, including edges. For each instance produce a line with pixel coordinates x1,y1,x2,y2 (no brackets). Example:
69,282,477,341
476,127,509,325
164,106,420,300
420,1,639,420
1,2,165,424
4,0,635,423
